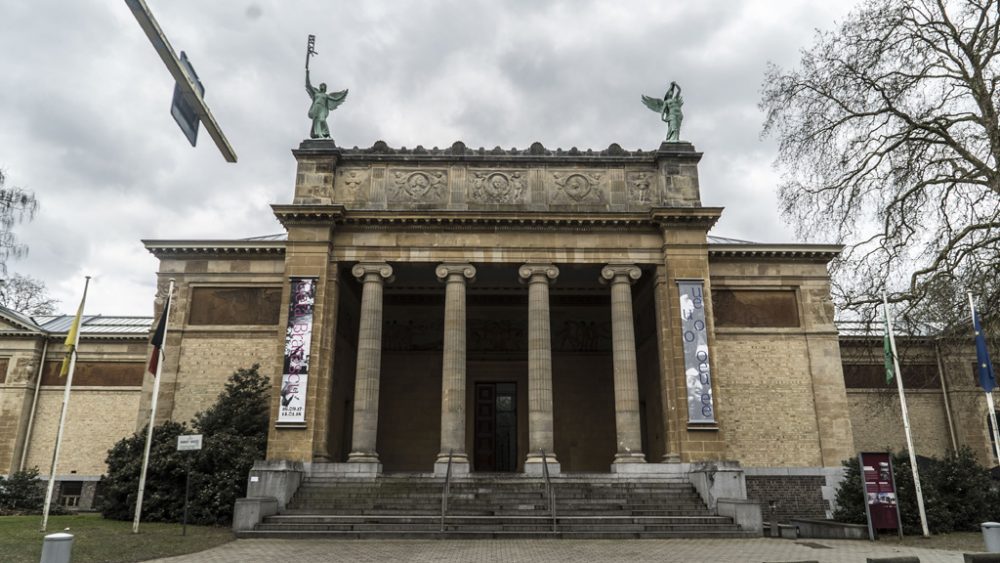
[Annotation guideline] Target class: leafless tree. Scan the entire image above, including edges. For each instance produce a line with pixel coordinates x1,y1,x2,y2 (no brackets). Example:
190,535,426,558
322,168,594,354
0,273,58,316
0,169,38,276
761,0,1000,328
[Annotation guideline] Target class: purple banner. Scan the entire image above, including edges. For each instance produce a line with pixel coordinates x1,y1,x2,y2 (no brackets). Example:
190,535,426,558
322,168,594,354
278,278,316,424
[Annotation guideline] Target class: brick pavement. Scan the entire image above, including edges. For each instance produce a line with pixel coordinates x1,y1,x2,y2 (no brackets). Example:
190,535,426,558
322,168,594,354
148,538,972,563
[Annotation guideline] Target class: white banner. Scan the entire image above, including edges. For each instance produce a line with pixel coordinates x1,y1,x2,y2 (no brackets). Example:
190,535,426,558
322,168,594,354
678,280,716,424
278,278,316,424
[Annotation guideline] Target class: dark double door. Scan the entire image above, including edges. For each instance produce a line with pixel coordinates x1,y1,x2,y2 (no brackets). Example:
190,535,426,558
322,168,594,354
474,382,517,472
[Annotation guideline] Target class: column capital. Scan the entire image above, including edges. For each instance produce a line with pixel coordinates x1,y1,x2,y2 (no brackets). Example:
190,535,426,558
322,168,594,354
519,263,559,283
600,264,641,285
352,262,394,283
436,263,477,283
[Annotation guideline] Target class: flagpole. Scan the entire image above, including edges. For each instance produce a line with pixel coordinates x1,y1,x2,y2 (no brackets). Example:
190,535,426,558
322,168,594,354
133,279,174,534
40,276,90,533
883,292,930,537
968,293,1000,463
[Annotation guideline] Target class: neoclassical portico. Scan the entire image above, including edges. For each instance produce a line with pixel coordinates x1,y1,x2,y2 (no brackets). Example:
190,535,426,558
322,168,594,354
261,139,750,474
299,258,663,475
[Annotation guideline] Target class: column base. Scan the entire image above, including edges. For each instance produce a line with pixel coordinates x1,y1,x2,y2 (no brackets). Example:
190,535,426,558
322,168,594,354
661,453,682,464
612,452,647,464
347,451,382,475
434,454,470,476
524,454,561,476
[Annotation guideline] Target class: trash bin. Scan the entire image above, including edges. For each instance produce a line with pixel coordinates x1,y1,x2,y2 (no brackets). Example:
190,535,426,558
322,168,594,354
40,532,74,563
982,522,1000,553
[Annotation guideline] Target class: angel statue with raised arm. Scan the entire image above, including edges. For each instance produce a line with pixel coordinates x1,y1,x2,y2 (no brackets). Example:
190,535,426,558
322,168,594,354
642,82,684,142
304,35,348,139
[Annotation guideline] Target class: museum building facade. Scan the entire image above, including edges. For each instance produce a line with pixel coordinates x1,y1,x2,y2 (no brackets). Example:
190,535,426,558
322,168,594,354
2,139,996,521
143,140,854,491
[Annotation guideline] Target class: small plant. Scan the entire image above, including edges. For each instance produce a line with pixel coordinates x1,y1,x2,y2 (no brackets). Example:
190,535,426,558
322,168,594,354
833,447,999,534
0,467,45,514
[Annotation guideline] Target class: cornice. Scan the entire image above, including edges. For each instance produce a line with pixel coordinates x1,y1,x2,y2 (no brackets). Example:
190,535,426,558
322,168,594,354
291,140,702,166
143,239,286,258
708,243,842,263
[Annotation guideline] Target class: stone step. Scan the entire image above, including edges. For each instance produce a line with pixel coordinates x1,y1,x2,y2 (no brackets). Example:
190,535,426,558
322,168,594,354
238,529,758,540
265,514,733,525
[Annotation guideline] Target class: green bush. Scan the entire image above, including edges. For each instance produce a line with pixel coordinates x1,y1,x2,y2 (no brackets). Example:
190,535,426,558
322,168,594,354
0,467,45,514
100,364,269,525
833,447,999,534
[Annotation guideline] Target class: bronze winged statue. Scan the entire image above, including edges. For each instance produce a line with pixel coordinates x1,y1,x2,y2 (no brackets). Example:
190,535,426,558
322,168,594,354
305,35,348,140
642,82,683,142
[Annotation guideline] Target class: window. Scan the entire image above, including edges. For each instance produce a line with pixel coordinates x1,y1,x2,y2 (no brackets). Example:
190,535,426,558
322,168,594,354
59,481,83,508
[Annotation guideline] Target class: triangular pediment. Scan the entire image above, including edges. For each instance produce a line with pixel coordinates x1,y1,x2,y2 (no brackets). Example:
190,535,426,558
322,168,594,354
0,306,44,333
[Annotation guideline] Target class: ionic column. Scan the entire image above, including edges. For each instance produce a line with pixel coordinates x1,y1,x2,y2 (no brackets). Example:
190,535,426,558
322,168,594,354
601,264,646,463
435,263,476,475
519,264,560,473
347,262,393,466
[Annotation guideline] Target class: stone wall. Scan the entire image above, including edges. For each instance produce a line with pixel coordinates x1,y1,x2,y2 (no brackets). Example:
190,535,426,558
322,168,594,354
170,333,281,426
714,336,823,466
708,259,854,468
847,390,952,458
25,388,142,476
294,141,703,210
141,255,285,432
0,337,43,473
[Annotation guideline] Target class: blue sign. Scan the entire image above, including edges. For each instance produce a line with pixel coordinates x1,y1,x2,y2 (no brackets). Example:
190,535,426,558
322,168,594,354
170,51,204,147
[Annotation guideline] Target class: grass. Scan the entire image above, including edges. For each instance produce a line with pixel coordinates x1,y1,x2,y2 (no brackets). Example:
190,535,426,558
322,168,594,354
0,513,233,563
877,531,985,552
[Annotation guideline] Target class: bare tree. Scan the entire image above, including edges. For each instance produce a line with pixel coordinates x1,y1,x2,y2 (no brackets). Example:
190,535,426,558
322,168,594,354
0,273,58,316
0,169,38,276
761,0,1000,326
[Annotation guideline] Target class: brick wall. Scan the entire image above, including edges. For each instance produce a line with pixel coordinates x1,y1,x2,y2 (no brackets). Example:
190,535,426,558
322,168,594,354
714,336,823,467
747,475,827,521
25,388,142,476
169,334,279,426
847,390,952,458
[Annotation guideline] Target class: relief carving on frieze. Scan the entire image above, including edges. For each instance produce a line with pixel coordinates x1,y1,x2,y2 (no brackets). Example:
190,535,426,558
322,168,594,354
627,171,655,204
388,169,448,203
550,171,605,204
333,168,369,201
470,170,527,203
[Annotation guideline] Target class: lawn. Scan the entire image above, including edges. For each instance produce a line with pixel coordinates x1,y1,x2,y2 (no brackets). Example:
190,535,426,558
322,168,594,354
879,531,985,552
0,513,233,563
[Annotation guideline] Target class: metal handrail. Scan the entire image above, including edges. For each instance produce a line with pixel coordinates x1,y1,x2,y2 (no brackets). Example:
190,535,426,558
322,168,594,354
540,449,557,532
440,449,453,532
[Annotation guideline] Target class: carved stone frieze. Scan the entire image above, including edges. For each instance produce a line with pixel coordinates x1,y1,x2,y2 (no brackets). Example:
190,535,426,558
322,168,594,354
387,169,448,203
626,171,655,204
550,171,605,204
470,171,527,204
333,168,370,201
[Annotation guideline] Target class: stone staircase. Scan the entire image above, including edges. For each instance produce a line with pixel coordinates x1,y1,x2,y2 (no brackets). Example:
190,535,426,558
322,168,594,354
237,471,758,539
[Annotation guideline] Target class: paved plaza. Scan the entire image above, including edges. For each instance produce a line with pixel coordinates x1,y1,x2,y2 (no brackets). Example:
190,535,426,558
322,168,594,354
149,538,975,563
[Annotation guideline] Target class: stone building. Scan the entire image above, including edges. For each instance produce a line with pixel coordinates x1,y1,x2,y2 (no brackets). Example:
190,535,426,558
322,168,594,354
0,308,150,510
1,138,996,530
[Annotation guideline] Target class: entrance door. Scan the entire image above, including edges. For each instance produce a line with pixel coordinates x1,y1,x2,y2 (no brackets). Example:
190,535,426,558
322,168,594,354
474,382,517,472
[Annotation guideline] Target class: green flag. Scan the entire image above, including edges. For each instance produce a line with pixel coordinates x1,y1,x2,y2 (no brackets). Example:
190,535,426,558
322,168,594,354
883,308,895,384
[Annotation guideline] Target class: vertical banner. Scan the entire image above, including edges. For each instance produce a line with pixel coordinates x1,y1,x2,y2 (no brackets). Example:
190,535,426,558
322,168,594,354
859,452,902,539
678,280,716,424
278,277,316,424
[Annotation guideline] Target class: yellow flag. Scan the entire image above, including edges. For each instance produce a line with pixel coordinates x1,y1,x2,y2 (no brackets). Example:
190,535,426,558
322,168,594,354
59,290,87,377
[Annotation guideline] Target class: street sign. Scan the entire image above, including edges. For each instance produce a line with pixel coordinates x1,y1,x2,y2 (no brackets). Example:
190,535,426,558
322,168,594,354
170,52,203,147
176,434,203,451
124,0,237,162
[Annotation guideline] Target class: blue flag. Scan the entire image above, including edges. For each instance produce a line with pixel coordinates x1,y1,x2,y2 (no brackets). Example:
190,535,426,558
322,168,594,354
974,312,996,393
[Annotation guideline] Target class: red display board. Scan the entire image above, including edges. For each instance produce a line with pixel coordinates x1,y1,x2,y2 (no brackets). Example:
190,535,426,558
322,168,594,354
859,452,902,539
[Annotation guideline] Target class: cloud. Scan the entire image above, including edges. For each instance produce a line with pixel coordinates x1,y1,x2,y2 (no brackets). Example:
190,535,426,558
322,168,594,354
0,0,860,314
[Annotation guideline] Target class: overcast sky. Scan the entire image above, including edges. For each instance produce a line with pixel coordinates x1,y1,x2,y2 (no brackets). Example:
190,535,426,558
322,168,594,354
0,0,859,316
